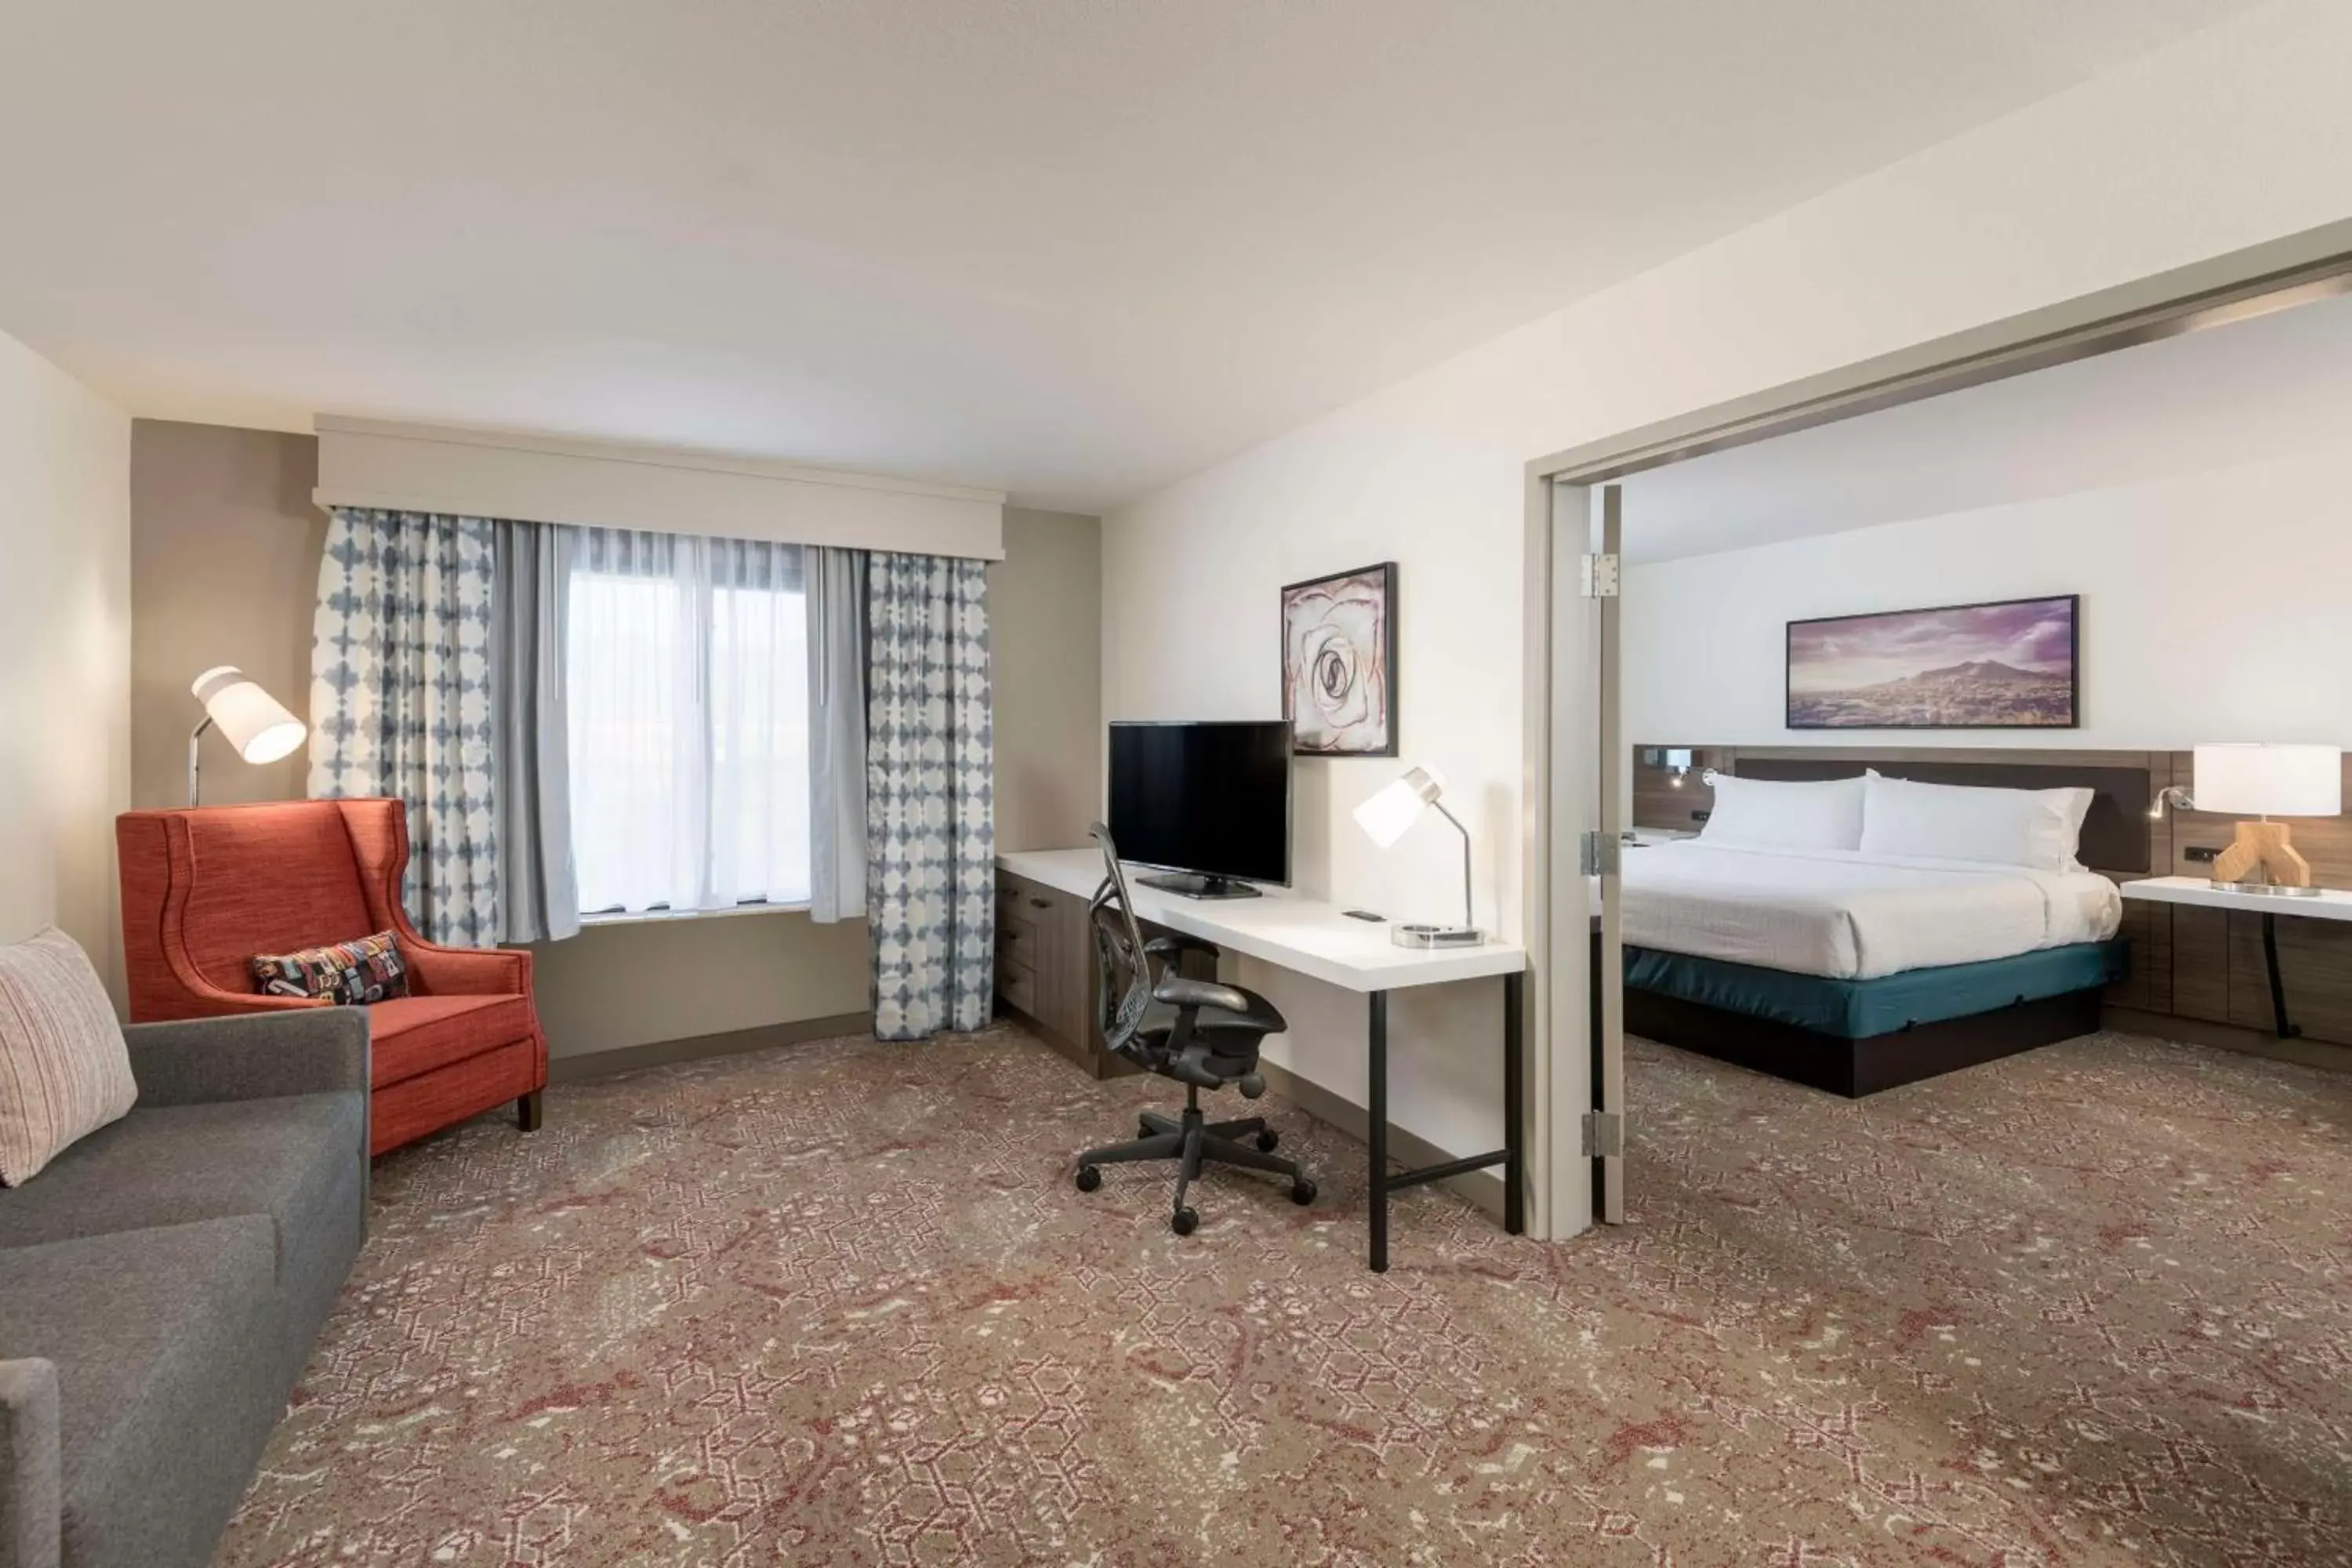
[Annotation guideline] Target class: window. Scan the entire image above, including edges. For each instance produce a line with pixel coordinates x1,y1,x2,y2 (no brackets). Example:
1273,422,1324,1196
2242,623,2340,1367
565,529,811,916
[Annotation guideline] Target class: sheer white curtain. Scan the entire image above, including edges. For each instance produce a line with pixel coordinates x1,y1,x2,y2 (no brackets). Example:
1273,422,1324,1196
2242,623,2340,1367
566,528,811,915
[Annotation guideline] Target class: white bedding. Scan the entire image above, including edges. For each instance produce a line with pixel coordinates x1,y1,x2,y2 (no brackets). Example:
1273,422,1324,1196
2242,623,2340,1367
1619,841,2121,980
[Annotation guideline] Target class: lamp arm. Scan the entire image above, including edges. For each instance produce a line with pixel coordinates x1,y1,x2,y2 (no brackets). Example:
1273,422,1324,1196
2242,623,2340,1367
187,714,215,808
1432,799,1472,931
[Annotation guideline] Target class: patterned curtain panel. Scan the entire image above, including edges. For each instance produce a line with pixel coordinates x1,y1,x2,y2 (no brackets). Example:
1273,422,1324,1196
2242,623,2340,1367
309,508,500,946
866,553,994,1040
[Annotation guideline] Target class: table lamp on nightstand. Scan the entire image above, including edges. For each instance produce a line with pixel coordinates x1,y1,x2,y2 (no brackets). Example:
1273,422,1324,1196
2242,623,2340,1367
2154,742,2343,895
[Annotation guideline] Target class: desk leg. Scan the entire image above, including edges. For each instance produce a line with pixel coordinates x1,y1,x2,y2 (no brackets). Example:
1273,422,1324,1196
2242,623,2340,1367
2262,913,2303,1040
1361,978,1521,1272
1368,990,1388,1273
1503,970,1525,1236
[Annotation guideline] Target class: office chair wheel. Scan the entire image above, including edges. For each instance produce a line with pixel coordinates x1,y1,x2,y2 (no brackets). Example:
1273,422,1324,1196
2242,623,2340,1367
1170,1206,1200,1236
1255,1129,1280,1152
1290,1178,1317,1206
1073,1165,1102,1193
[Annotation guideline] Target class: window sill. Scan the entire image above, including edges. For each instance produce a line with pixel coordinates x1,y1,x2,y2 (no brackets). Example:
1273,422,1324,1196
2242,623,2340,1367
579,902,814,929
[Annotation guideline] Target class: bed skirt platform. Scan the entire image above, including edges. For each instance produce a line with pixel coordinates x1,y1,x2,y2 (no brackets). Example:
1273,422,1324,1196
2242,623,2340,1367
1626,983,2107,1097
1623,940,2127,1097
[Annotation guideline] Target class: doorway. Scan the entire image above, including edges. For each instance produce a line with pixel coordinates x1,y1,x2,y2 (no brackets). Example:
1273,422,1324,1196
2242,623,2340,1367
1528,220,2352,1233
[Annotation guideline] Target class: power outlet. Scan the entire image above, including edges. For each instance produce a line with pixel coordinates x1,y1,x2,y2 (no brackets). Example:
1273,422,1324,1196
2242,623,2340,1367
2185,844,2220,864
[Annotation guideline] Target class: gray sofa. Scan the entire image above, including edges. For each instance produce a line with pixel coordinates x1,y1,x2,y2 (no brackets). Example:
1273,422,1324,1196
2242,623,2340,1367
0,1010,369,1568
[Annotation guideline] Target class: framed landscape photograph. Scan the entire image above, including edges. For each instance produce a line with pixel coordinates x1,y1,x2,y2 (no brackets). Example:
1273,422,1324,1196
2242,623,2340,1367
1281,561,1397,756
1786,594,2079,730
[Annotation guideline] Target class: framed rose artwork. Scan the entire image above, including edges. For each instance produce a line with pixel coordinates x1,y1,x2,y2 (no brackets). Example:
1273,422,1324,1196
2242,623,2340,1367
1280,562,1397,757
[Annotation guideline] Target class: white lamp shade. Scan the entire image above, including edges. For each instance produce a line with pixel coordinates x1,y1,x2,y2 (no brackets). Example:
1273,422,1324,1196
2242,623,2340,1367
1353,765,1445,848
191,666,307,764
2192,742,2343,818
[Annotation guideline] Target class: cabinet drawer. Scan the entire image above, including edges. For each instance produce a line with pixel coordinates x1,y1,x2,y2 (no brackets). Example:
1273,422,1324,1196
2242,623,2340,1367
998,910,1038,965
997,960,1037,1018
1007,887,1059,921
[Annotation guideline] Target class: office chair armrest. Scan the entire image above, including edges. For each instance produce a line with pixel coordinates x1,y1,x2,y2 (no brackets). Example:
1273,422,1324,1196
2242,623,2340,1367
1143,933,1221,963
1152,976,1252,1015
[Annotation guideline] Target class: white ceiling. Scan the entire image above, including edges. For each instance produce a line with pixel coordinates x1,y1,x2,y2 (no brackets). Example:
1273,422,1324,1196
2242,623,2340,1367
1618,286,2352,562
0,1,2263,513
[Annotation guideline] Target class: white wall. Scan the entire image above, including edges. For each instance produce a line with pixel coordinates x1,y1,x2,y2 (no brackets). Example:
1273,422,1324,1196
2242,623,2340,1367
1102,0,2352,1163
1627,447,2351,751
0,329,132,999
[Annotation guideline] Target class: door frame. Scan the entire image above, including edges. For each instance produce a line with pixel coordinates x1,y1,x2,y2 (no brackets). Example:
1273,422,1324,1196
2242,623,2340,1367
1519,217,2352,1236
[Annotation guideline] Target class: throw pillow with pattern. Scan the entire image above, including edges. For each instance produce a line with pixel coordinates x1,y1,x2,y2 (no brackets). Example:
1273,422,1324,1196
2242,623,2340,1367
0,927,140,1185
251,929,409,1005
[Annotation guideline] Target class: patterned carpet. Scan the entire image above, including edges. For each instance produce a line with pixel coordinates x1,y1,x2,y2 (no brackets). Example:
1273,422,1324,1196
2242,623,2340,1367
216,1025,2352,1566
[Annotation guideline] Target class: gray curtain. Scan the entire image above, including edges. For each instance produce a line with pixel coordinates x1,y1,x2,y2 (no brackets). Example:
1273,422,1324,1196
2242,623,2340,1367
492,521,579,943
866,552,994,1040
806,547,869,924
308,508,500,946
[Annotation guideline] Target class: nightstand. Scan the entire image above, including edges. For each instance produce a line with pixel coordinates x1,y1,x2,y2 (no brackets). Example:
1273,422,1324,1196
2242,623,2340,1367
2118,877,2352,1039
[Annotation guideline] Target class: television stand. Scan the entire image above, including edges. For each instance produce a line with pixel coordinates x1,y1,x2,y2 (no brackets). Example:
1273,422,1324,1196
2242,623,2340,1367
1136,871,1264,900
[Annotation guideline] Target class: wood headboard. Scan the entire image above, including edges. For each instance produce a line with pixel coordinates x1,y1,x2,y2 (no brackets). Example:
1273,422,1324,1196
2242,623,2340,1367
1632,745,2159,876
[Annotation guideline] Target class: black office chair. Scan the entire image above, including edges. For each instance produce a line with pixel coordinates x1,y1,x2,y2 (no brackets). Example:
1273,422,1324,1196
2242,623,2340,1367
1071,823,1316,1234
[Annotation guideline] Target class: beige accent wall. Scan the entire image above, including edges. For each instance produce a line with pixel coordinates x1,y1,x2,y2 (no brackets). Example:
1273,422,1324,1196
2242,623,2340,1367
526,913,871,1058
990,507,1102,851
129,422,325,808
0,332,132,1000
128,421,1102,1060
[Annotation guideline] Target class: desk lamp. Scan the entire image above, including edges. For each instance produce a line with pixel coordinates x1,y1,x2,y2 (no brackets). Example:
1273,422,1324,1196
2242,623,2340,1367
1354,765,1483,948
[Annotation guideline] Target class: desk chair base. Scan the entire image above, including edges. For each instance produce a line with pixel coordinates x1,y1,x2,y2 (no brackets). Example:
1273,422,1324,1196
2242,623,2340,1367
1075,1085,1316,1236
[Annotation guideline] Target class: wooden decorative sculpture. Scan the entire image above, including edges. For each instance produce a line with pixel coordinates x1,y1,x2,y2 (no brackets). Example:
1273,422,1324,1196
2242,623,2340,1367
2212,818,2314,888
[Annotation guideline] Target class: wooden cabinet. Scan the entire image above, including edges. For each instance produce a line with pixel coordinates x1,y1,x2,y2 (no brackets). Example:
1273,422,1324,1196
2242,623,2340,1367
994,866,1224,1079
996,869,1134,1079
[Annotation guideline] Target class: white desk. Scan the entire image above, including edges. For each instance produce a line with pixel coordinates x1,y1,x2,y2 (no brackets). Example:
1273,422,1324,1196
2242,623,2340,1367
2119,876,2352,1039
999,849,1528,993
1000,848,1529,1271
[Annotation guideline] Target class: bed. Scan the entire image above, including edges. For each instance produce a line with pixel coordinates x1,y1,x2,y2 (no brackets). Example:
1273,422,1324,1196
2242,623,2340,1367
1617,752,2145,1096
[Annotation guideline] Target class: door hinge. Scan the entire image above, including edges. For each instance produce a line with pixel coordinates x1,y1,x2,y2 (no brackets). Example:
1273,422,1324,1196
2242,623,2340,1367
1578,552,1621,597
1578,829,1621,877
1581,1109,1625,1158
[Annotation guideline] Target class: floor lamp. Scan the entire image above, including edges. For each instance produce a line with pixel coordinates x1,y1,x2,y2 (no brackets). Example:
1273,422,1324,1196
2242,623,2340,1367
188,666,307,805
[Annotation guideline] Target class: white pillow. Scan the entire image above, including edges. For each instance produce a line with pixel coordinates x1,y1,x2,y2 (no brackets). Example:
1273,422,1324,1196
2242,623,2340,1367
1699,773,1865,851
0,927,138,1185
1857,771,2095,871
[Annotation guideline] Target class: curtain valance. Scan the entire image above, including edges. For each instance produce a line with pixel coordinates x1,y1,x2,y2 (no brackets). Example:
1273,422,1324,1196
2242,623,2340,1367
314,416,1006,561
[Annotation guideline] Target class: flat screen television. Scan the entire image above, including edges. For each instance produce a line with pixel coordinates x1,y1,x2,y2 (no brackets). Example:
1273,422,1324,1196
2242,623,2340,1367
1106,720,1292,898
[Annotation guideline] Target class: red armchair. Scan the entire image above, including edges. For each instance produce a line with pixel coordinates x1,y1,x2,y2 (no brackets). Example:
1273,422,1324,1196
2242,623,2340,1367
117,798,547,1156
